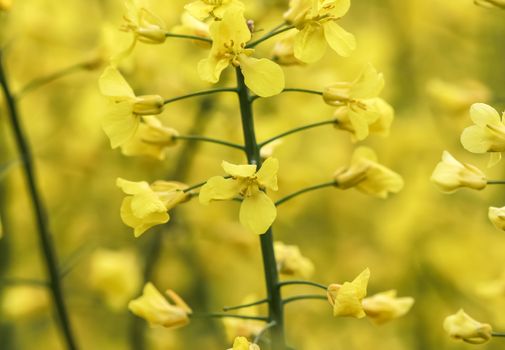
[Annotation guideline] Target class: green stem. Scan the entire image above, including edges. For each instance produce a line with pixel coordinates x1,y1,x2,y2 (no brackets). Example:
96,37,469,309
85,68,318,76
487,180,505,185
165,32,212,44
282,294,327,305
0,51,78,350
251,88,323,102
246,25,295,48
492,332,505,337
16,61,90,98
174,135,245,150
275,181,336,207
164,88,237,105
223,298,269,311
191,312,268,321
258,119,336,148
277,280,327,291
236,67,287,350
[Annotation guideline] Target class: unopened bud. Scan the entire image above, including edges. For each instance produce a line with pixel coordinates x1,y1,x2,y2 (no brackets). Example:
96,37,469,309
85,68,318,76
133,95,164,115
137,25,166,44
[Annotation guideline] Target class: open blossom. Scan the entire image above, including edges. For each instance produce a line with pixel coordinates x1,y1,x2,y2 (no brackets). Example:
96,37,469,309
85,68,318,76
324,64,393,141
284,0,355,63
99,66,164,148
199,157,279,235
117,178,189,237
121,116,179,160
430,151,487,193
327,268,369,318
129,282,191,329
185,0,244,20
118,0,166,59
274,241,314,278
334,147,403,198
198,8,284,97
227,336,260,350
362,290,414,325
461,103,505,166
443,309,492,344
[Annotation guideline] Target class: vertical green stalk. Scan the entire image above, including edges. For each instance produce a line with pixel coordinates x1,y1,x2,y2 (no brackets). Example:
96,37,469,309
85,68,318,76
235,68,286,350
0,52,78,350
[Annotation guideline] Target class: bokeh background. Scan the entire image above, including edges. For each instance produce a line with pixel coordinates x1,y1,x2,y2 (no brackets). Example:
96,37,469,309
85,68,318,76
2,0,505,349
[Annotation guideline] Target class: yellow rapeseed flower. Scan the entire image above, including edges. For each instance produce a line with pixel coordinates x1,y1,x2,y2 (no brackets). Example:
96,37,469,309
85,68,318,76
121,116,179,160
488,206,505,231
99,66,164,148
327,268,369,318
185,0,244,20
284,0,355,63
199,157,279,235
129,282,192,329
198,8,285,97
227,336,260,350
362,290,414,325
334,147,403,198
119,0,166,58
430,151,487,193
461,103,505,167
117,178,189,237
324,64,393,141
443,309,492,344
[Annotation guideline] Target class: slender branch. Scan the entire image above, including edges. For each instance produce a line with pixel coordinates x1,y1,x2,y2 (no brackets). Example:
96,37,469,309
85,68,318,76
0,51,78,350
492,332,505,337
191,312,268,321
258,119,336,148
236,67,287,349
164,88,237,105
0,278,49,287
174,135,244,150
16,61,91,98
251,88,323,102
223,298,269,312
254,321,277,344
487,180,505,185
275,181,336,207
277,280,327,291
282,294,328,305
165,32,212,44
246,25,295,48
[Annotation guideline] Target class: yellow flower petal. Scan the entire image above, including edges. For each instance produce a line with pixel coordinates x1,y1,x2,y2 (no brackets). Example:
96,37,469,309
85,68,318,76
255,157,279,191
239,56,285,97
470,103,501,128
323,21,356,57
489,152,502,167
294,23,327,63
102,101,139,148
460,125,492,153
184,0,214,20
130,191,167,219
120,197,169,237
330,268,370,318
116,178,151,195
212,7,251,46
222,161,257,178
199,176,242,204
348,110,370,141
239,191,277,235
325,0,351,17
350,64,385,99
197,56,231,83
99,66,135,99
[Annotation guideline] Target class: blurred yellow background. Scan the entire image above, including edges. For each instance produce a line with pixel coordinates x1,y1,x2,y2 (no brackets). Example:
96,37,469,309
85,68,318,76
2,0,505,349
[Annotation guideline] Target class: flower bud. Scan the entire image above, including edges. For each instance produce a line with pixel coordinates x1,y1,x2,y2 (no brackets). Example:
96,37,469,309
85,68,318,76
271,34,302,66
443,309,492,344
327,268,370,318
132,95,165,115
274,241,314,278
430,151,487,193
322,83,352,106
488,206,505,231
